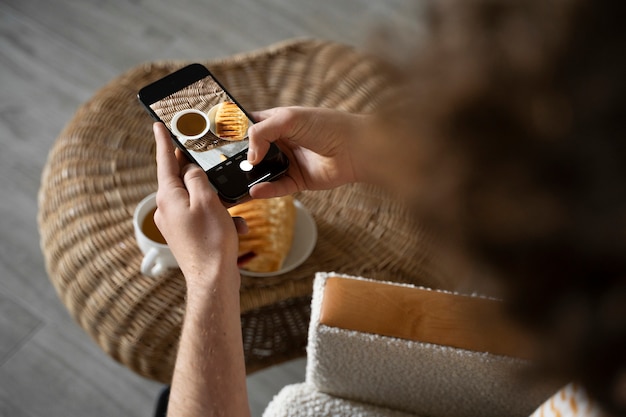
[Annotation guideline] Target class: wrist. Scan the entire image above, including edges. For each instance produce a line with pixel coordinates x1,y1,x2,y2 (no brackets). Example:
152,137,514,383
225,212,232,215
182,258,241,303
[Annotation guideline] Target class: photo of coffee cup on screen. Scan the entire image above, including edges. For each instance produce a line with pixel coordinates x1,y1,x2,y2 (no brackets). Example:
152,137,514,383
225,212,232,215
149,76,253,172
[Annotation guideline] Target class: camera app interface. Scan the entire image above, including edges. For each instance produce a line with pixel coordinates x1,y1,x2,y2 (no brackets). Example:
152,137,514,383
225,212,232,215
149,75,253,172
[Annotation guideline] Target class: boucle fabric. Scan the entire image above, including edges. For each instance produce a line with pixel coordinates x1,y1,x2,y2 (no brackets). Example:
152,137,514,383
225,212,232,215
265,273,559,417
263,383,416,417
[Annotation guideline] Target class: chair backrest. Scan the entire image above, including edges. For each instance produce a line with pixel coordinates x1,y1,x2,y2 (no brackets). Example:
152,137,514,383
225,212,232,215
305,272,562,417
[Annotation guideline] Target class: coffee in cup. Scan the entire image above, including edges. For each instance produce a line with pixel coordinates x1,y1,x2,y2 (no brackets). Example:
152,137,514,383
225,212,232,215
141,206,166,245
133,192,178,277
170,109,211,141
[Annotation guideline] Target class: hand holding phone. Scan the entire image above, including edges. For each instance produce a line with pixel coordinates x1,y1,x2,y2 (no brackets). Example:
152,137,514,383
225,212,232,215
138,64,289,203
245,106,367,200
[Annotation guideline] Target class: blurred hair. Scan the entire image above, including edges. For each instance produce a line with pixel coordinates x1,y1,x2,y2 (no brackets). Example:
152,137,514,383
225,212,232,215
371,0,626,413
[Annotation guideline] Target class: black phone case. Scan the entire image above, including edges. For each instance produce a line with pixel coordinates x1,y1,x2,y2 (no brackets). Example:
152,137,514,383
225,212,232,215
137,64,289,203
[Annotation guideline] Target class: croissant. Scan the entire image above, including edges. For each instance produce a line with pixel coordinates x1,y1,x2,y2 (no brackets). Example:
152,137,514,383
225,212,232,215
228,195,296,273
215,101,248,140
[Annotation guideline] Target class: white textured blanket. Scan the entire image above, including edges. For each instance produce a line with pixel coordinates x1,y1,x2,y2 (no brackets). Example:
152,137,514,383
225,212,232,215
264,272,559,417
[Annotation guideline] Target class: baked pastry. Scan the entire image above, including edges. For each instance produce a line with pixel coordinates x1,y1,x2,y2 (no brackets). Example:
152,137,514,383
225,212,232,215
228,195,296,273
215,101,249,140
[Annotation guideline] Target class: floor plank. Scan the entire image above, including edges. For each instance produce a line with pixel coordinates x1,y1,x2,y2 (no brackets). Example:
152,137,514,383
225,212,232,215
0,292,42,366
1,321,160,417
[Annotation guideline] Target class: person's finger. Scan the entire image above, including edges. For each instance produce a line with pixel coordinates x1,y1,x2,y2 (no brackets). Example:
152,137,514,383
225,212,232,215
175,148,190,171
180,162,213,207
232,216,249,235
249,175,298,199
247,127,271,166
247,108,291,165
154,122,184,191
250,108,280,122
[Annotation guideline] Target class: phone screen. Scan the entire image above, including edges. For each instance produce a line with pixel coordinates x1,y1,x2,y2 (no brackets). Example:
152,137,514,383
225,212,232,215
139,64,288,203
148,74,254,173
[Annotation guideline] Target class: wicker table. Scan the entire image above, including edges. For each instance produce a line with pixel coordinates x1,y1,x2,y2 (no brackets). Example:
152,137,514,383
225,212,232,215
37,39,441,383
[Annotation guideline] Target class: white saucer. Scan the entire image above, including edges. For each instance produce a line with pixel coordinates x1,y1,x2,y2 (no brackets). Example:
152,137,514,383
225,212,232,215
240,200,317,277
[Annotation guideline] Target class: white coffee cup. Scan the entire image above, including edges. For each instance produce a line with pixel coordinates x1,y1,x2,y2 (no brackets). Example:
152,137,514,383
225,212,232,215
133,192,178,277
170,109,211,141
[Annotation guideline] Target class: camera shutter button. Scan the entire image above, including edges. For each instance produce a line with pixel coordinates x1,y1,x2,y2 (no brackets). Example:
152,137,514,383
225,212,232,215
239,160,253,172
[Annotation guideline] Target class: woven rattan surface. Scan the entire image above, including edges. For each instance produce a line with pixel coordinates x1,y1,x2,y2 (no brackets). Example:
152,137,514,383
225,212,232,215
38,39,441,383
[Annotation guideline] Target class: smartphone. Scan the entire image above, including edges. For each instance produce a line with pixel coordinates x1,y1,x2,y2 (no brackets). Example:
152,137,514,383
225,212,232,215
138,63,289,203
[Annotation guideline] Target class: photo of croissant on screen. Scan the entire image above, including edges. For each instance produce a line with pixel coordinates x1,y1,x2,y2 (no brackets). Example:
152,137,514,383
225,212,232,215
149,76,253,172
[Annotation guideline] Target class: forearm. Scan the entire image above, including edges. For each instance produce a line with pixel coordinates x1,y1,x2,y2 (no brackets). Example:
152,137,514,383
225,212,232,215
167,263,250,417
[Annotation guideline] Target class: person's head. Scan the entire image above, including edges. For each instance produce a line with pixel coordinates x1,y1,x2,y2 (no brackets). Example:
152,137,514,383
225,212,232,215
362,0,626,413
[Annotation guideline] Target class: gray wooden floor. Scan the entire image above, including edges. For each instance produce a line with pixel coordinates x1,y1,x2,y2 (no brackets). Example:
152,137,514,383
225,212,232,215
0,0,416,415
